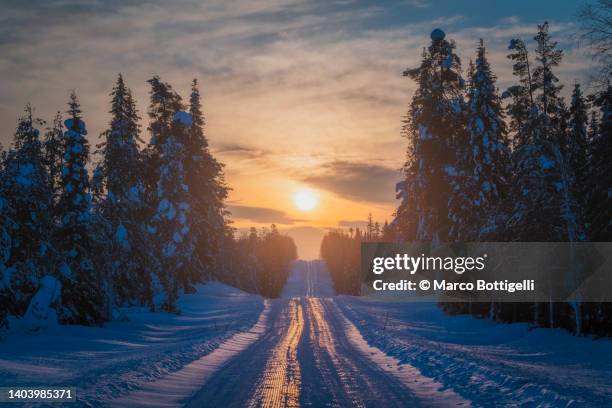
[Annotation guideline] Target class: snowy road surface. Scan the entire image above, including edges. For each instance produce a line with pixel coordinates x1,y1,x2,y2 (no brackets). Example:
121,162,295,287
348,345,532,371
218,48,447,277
2,260,612,407
186,261,465,408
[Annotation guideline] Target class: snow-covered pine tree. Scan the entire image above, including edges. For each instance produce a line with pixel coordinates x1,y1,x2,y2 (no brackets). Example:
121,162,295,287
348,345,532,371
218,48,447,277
142,76,184,223
586,84,612,240
506,23,585,243
398,28,465,243
96,74,152,311
533,22,585,243
185,79,227,284
150,120,195,312
143,76,204,301
56,92,104,325
448,40,509,241
1,105,54,320
504,25,587,330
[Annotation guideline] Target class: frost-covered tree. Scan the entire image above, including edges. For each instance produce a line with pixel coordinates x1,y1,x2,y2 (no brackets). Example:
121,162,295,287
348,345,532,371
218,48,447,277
448,41,510,240
96,74,152,311
185,79,227,282
1,105,54,320
398,28,465,242
56,93,103,325
143,76,205,303
150,120,195,312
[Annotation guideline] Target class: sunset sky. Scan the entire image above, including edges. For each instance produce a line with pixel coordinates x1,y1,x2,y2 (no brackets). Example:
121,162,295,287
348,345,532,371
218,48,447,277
0,0,591,258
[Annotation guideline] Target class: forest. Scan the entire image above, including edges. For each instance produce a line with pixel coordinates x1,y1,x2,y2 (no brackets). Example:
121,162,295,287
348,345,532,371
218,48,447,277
0,75,297,330
322,17,612,336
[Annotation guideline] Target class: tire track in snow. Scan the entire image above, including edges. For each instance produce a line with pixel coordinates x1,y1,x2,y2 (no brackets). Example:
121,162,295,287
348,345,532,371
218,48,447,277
248,299,304,408
305,297,367,407
333,300,471,408
298,296,419,407
110,300,271,408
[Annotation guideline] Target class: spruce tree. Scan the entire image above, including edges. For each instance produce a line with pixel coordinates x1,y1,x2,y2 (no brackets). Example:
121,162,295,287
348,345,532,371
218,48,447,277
150,129,194,312
56,92,103,325
504,38,534,147
399,29,465,242
506,24,585,243
146,76,183,152
504,25,586,330
96,74,152,310
448,41,509,240
1,105,54,319
143,76,204,302
185,79,227,283
142,76,184,222
533,23,584,242
99,75,143,204
533,22,564,123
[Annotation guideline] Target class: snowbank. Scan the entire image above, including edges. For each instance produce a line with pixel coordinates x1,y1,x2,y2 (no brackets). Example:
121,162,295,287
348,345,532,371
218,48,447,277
0,282,263,407
337,296,612,406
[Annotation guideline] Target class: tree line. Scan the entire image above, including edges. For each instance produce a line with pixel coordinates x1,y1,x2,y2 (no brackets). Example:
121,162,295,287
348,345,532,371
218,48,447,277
320,215,394,295
0,75,296,330
216,225,297,298
322,21,611,336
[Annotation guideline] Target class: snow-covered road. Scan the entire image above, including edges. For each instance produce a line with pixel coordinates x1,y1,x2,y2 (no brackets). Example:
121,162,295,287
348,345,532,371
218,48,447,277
2,260,612,407
182,260,612,407
185,261,465,407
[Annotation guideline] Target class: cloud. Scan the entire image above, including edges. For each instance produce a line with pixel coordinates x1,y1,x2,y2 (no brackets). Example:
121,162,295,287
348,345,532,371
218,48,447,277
399,0,432,9
337,219,369,228
214,143,265,157
227,204,302,224
300,160,401,204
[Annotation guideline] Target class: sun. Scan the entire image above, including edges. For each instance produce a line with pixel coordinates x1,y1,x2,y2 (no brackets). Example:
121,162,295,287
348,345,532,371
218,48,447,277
293,188,318,212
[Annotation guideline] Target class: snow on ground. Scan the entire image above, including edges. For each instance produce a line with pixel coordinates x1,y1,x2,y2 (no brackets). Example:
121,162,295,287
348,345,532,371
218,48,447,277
2,262,612,407
337,296,612,407
187,260,430,407
340,310,469,407
0,282,264,407
111,300,270,407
